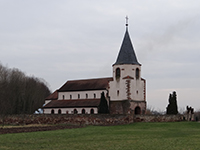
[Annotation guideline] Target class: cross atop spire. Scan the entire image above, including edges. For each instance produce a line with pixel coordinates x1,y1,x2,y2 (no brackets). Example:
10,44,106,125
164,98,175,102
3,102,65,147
125,16,128,27
113,18,140,66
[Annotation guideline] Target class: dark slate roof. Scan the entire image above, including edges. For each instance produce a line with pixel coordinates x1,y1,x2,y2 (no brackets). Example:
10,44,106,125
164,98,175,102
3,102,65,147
45,90,58,100
43,99,100,108
113,28,140,65
58,77,113,92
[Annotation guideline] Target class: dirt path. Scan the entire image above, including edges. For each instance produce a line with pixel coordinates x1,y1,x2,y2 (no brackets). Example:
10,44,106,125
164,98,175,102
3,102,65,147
0,125,82,134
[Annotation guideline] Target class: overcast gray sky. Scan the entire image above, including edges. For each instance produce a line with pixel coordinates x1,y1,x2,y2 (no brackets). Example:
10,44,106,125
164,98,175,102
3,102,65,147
0,0,200,112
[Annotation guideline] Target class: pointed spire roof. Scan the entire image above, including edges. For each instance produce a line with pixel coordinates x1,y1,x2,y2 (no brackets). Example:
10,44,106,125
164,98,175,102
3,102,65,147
113,20,140,66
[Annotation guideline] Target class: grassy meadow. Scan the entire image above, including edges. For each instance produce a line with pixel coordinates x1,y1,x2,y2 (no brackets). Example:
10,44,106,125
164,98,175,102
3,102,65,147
0,122,200,150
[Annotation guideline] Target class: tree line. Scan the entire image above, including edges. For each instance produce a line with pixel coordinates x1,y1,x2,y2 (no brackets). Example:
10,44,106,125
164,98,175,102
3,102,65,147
0,63,51,114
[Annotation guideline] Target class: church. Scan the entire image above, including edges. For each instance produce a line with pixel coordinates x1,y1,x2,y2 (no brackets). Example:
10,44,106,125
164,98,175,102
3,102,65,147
43,21,146,115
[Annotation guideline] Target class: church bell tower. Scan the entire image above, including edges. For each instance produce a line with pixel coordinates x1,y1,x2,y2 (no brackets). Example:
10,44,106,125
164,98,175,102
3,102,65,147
109,17,146,114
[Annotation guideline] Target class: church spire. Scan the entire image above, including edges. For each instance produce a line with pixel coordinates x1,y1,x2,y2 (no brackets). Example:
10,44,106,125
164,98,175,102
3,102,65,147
113,18,140,66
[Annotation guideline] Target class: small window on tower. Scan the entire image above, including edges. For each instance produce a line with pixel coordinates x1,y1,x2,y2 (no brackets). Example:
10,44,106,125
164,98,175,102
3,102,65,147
78,94,80,99
116,68,120,79
117,90,119,96
86,94,88,99
136,68,140,79
70,95,72,99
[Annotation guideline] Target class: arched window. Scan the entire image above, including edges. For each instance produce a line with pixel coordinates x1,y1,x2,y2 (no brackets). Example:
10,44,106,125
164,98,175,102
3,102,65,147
66,111,68,114
58,109,61,114
136,68,140,79
90,109,94,114
86,94,88,99
117,90,119,96
70,95,72,99
82,109,85,114
78,94,80,99
51,109,54,114
94,93,96,99
63,95,65,100
74,109,78,114
116,68,120,79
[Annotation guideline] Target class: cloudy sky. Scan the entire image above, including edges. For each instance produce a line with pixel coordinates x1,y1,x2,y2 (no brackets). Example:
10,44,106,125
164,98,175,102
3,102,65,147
0,0,200,112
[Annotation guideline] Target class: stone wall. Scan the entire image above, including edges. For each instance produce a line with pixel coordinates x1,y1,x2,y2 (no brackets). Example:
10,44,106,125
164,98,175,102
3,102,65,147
0,114,183,126
110,100,146,115
109,101,124,114
134,115,183,122
0,114,133,126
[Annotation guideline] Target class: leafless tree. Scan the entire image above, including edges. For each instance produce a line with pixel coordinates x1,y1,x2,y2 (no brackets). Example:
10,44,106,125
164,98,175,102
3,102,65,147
0,63,51,116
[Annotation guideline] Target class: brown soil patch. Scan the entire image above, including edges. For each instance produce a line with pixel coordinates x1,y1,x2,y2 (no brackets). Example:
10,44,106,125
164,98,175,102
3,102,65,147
0,125,82,134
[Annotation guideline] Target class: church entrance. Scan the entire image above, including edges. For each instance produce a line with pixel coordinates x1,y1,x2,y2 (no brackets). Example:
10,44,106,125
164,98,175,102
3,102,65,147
135,106,141,115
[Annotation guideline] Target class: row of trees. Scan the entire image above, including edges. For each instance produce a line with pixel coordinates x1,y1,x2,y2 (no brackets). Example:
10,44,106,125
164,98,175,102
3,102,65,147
0,63,51,114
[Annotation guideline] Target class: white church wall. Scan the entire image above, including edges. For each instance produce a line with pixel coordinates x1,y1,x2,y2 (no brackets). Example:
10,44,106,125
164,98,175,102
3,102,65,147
109,79,126,101
43,107,98,114
130,79,145,101
58,90,107,100
109,64,145,101
112,64,141,81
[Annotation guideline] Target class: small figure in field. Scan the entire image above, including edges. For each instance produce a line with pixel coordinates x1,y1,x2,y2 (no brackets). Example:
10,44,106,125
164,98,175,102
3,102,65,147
186,106,194,121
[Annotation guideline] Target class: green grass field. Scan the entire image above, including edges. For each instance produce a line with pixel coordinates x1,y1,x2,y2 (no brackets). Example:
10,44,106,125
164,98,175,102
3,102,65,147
0,122,200,150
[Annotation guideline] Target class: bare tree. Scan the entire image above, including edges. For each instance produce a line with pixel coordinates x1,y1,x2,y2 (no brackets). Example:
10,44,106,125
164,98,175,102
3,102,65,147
0,63,51,115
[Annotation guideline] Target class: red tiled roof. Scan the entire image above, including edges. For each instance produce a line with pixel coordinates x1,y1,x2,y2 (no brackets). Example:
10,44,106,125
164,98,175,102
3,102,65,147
45,90,58,100
58,77,113,92
43,99,101,108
